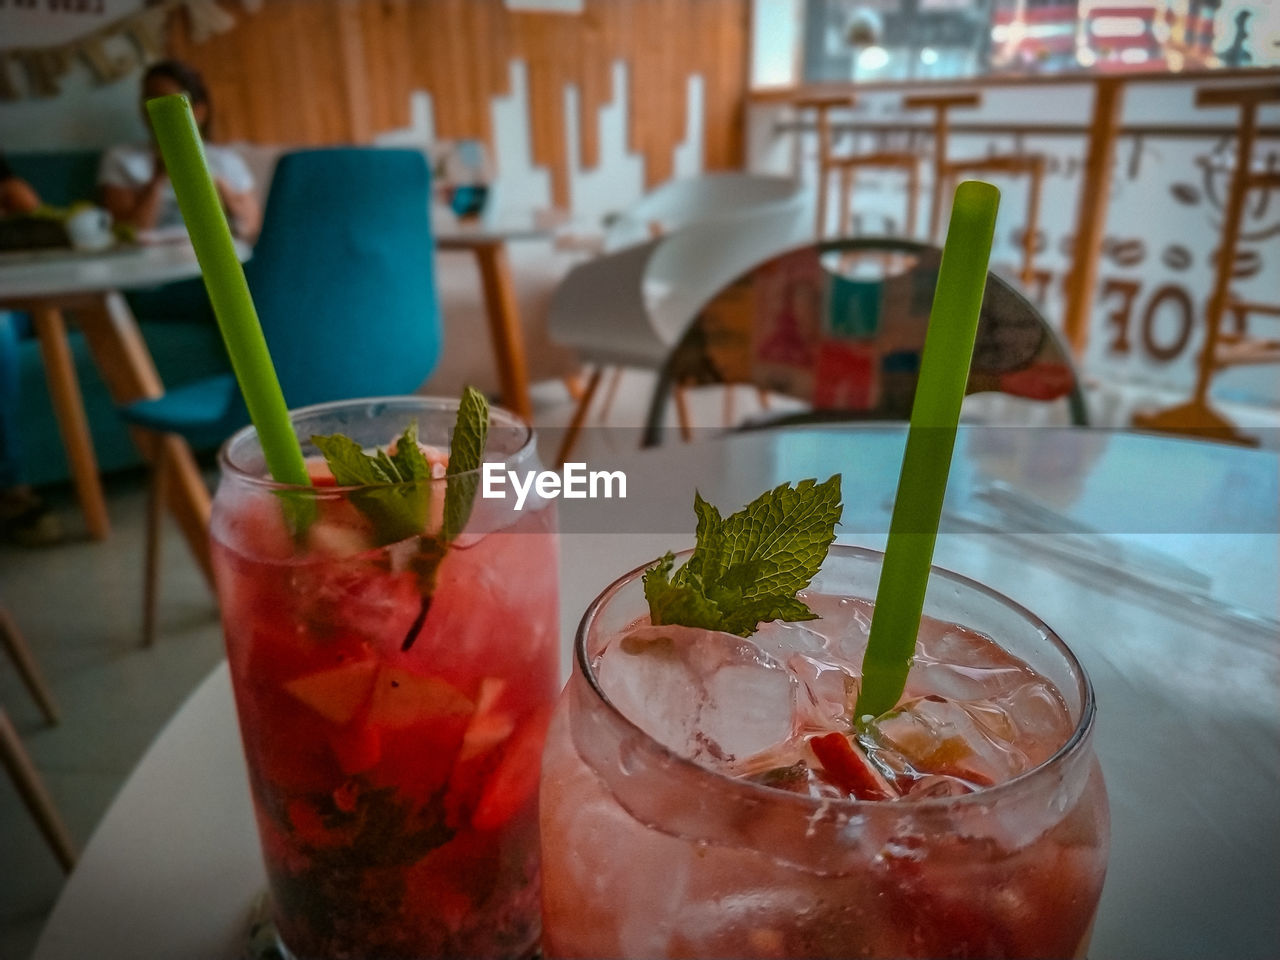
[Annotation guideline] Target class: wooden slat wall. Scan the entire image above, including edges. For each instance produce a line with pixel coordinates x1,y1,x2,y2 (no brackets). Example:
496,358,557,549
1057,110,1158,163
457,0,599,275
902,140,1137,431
169,0,748,208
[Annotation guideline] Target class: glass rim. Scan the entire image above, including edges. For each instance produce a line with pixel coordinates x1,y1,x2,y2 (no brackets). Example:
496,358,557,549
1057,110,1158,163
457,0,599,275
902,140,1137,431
574,542,1098,812
217,394,535,493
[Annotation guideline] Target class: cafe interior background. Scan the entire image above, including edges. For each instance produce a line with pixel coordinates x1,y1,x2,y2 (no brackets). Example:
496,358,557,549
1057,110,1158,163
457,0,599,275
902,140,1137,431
0,0,1277,957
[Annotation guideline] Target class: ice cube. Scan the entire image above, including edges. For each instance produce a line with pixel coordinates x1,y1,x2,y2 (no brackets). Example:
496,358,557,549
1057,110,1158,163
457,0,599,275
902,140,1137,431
789,653,857,733
595,624,795,768
793,594,874,662
863,694,1035,787
750,619,862,735
906,623,1039,703
989,677,1074,767
308,520,372,560
748,620,831,666
293,556,421,647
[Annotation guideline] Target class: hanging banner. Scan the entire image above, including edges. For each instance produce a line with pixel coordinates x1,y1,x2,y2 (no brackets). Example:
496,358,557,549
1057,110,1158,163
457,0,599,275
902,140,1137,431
0,0,261,101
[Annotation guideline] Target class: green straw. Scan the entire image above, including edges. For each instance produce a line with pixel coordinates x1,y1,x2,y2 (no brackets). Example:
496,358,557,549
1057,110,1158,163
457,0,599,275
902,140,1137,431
145,94,310,489
854,181,1000,720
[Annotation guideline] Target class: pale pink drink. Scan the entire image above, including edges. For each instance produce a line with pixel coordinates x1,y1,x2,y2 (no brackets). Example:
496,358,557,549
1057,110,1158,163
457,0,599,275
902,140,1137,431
541,545,1108,958
212,397,559,959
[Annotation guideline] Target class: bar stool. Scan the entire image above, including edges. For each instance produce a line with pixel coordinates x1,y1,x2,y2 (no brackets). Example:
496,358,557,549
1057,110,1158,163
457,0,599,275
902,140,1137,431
1,603,76,870
831,142,921,240
795,94,921,239
794,94,854,236
1133,83,1280,445
905,93,1047,287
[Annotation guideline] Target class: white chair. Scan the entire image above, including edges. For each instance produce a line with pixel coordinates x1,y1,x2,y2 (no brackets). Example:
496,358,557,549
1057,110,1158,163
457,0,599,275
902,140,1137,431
600,171,809,249
548,173,808,462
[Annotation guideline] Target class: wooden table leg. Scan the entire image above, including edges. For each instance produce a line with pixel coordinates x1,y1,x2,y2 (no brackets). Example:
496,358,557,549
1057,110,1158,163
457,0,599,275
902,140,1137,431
562,372,586,402
0,604,60,724
73,293,213,585
1062,77,1124,358
1,706,77,871
473,241,533,421
29,305,111,541
555,367,602,467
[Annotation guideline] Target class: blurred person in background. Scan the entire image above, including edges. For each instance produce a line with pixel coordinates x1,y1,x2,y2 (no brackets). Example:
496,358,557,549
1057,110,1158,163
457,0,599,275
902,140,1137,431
100,59,260,241
100,59,259,355
0,154,39,216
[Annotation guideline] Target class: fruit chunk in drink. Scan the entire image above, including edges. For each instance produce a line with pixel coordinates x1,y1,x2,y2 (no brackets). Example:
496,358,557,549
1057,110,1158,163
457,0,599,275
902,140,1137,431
540,546,1108,959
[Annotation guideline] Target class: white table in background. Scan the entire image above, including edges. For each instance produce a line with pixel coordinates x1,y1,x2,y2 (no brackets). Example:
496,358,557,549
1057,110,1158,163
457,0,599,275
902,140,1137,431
0,241,249,580
32,427,1279,960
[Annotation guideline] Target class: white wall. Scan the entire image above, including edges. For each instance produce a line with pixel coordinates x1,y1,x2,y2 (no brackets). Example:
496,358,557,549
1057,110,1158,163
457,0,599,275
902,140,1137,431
0,1,154,150
374,58,710,224
0,67,147,151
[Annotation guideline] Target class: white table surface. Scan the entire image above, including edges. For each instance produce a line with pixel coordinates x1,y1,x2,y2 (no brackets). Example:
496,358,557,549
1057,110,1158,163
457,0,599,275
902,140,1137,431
431,204,557,249
0,213,536,304
33,427,1280,960
0,240,250,302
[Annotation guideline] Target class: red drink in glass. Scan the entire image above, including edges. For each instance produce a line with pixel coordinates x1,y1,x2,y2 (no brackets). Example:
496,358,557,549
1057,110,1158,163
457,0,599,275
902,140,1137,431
540,545,1108,958
212,397,558,959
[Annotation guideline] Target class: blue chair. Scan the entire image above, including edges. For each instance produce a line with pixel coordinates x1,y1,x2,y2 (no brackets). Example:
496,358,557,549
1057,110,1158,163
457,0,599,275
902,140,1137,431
123,147,444,644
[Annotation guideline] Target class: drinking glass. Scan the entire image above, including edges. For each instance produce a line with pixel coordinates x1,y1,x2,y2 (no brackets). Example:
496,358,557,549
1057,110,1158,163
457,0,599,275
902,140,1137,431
540,545,1108,958
212,396,559,959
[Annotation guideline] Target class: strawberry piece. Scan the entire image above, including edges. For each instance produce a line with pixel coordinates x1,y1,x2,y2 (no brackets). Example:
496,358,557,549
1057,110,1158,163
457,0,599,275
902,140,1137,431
809,732,899,801
283,659,379,726
471,705,553,831
305,457,339,486
445,679,515,828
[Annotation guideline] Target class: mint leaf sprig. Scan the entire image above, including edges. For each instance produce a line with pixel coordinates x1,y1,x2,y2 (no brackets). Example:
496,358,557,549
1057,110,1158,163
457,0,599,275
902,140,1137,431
441,385,489,541
311,387,491,651
310,422,433,548
643,475,842,638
